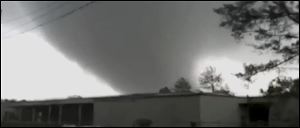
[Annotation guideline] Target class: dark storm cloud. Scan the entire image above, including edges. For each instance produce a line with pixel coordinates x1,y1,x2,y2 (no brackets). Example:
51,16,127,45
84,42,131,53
3,2,246,94
38,2,242,94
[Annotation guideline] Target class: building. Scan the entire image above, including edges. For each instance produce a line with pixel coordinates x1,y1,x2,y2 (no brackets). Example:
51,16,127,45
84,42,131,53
1,93,299,127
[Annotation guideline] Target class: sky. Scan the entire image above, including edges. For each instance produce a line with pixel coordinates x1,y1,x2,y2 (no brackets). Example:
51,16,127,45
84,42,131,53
1,1,299,100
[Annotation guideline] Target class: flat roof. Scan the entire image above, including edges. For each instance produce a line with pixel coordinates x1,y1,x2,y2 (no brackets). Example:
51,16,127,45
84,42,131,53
2,92,291,107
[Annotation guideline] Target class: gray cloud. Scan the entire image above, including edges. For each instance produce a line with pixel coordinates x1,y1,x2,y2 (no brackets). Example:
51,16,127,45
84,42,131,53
2,2,262,95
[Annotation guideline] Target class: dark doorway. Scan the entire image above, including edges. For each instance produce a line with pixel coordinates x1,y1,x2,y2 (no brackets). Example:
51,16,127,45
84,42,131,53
21,107,33,122
248,104,270,126
62,104,79,125
249,104,269,122
80,104,94,126
50,105,59,123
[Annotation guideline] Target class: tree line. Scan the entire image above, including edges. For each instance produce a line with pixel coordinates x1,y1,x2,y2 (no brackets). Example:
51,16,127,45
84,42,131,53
159,1,299,97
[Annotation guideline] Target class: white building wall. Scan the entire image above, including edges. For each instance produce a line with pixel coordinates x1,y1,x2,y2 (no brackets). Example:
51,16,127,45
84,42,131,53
199,95,246,127
93,96,200,127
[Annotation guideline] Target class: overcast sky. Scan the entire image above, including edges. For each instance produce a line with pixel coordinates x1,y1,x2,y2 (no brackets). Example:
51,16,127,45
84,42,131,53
1,1,299,100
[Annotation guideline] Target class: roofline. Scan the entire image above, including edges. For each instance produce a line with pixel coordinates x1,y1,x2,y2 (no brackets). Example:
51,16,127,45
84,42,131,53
4,92,293,106
1,92,251,105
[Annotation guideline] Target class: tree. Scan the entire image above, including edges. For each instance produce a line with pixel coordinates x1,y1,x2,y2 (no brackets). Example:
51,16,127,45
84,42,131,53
199,66,223,92
174,77,192,93
291,79,299,97
215,1,299,82
158,86,172,94
216,84,234,96
67,95,82,99
260,77,298,96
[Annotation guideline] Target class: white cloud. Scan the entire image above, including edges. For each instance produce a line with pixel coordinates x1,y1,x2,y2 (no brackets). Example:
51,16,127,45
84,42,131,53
1,32,119,100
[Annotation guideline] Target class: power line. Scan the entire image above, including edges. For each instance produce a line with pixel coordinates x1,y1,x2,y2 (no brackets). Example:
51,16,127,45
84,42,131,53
2,1,96,40
2,2,69,36
1,2,60,24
